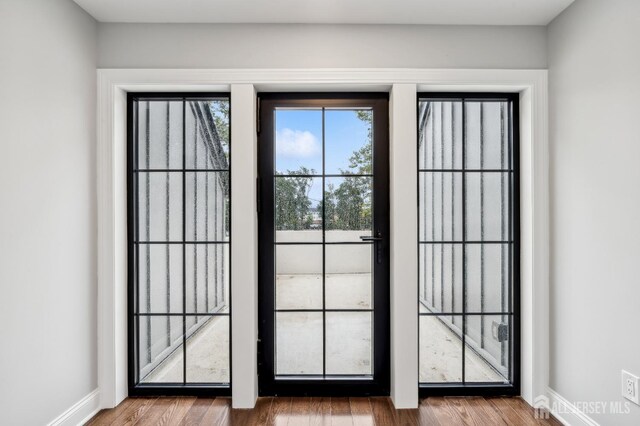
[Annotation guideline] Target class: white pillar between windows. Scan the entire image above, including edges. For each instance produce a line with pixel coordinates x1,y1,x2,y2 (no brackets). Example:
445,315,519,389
230,84,259,408
389,84,419,408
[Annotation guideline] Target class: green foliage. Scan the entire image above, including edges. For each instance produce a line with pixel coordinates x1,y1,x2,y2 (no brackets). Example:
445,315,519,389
275,167,316,230
319,183,337,230
330,176,371,230
325,110,373,231
210,100,230,154
210,100,231,232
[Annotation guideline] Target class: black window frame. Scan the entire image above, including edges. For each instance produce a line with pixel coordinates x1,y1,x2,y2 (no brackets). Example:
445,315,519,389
417,92,521,397
127,92,232,397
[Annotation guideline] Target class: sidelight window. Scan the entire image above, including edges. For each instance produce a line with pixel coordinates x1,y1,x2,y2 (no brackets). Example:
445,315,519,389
128,94,231,392
418,94,519,391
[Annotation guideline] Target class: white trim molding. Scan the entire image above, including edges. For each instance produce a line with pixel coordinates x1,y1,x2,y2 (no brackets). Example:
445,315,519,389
230,84,259,408
47,389,101,426
97,68,548,409
389,84,419,408
546,388,601,426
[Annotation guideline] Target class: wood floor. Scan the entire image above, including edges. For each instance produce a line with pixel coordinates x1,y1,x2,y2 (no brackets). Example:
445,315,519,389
87,396,561,425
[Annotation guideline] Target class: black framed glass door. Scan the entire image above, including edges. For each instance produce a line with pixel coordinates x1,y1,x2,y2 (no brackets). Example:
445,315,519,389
258,93,390,396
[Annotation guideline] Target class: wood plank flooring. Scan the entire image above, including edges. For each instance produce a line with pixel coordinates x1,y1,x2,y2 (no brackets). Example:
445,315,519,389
87,396,562,425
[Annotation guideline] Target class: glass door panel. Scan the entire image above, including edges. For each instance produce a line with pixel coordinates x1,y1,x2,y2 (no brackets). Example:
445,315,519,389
258,94,389,396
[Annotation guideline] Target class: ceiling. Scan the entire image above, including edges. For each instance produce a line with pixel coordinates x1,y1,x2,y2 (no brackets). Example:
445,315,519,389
73,0,574,25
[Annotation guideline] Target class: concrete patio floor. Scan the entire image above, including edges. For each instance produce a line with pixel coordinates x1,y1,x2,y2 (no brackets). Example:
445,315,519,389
143,316,229,384
142,273,503,384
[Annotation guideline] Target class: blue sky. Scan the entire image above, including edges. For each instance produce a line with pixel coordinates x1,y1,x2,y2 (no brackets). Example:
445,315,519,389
275,108,371,206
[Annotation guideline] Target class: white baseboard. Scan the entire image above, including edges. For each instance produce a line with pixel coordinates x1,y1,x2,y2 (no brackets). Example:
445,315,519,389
47,389,101,426
546,387,600,426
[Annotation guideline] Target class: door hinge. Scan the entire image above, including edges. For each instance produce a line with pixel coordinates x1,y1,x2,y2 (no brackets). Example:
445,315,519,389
256,338,262,373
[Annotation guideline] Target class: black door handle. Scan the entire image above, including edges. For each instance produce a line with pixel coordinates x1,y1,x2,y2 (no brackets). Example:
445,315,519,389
359,235,383,242
360,232,383,263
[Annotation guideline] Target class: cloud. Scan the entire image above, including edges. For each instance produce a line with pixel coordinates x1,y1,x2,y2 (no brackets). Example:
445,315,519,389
276,128,320,158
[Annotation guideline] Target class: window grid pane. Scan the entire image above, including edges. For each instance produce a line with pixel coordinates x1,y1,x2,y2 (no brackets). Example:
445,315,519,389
418,97,516,386
273,107,375,379
131,96,231,388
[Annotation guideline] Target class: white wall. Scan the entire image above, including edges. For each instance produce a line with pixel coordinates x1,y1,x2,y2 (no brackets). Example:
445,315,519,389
97,23,547,69
276,231,371,274
548,1,640,424
0,0,98,424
